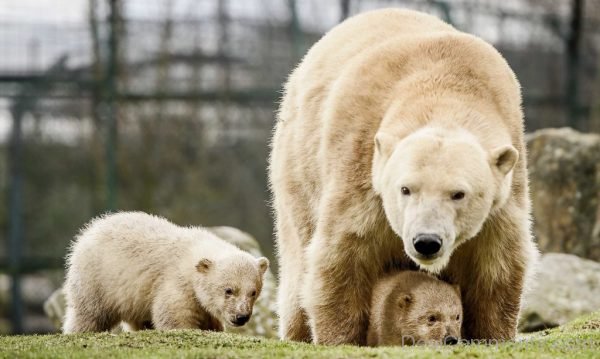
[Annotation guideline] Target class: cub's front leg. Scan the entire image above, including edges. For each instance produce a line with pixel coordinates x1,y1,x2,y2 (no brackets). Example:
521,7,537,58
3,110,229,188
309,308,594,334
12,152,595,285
151,282,220,330
152,292,200,330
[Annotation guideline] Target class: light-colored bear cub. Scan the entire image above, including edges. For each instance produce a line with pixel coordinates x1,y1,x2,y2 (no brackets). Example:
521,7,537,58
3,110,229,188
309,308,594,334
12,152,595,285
367,271,462,346
63,211,269,333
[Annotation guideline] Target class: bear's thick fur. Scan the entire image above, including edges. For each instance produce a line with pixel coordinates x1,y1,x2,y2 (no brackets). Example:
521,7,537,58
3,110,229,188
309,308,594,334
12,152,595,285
270,9,538,344
63,212,269,333
366,271,462,346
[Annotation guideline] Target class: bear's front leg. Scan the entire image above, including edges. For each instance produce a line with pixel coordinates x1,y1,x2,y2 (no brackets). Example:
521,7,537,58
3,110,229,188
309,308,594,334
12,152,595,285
458,241,529,340
461,278,523,342
302,233,378,345
448,206,535,342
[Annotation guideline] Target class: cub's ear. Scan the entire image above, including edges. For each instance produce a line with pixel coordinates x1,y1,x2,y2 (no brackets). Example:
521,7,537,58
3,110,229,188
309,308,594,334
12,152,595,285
452,284,462,299
374,132,397,158
491,145,518,176
257,257,269,276
196,258,213,273
397,293,412,309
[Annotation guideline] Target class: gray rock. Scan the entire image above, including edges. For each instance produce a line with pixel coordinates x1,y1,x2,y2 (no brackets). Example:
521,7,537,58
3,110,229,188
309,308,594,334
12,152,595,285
527,128,600,261
0,273,56,308
1,273,58,334
519,253,600,332
43,287,66,330
21,275,56,306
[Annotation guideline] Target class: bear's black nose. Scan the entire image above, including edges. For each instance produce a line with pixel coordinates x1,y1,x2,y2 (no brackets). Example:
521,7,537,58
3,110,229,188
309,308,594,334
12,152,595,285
413,234,442,256
234,314,250,326
444,336,458,345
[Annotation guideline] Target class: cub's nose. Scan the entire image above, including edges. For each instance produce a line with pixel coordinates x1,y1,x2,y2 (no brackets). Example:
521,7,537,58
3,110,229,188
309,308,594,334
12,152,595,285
234,314,250,326
413,234,442,256
444,336,458,345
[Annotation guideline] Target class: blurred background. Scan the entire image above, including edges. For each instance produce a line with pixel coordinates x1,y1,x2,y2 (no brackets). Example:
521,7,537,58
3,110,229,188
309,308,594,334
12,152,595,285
0,0,599,335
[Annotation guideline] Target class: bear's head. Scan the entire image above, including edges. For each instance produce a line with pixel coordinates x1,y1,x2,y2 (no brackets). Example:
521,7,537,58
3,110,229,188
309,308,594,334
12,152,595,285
194,255,269,327
373,126,518,273
388,278,462,346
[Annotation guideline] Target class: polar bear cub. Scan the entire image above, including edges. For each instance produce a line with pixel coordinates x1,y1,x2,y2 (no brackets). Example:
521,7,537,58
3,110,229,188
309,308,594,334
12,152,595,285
367,271,462,346
63,211,269,333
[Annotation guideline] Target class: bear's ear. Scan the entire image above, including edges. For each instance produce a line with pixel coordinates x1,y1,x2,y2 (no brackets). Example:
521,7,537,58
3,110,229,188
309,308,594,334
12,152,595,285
196,258,213,273
257,257,269,276
397,293,412,309
491,145,518,176
374,132,397,158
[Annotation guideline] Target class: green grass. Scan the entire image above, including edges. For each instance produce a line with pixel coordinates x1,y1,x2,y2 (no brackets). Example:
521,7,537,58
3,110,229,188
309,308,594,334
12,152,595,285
1,312,599,358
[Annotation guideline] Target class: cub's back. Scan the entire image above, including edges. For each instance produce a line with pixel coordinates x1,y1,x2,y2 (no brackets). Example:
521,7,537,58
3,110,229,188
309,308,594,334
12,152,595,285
69,212,187,266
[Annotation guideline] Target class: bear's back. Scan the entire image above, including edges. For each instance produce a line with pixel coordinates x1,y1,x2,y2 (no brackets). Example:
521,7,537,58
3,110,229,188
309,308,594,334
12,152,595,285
272,10,458,219
277,9,459,133
291,9,454,92
273,9,523,216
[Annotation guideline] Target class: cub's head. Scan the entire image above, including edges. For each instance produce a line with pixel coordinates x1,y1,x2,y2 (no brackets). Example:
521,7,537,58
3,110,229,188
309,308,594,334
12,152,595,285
390,277,463,346
194,255,269,327
373,127,518,273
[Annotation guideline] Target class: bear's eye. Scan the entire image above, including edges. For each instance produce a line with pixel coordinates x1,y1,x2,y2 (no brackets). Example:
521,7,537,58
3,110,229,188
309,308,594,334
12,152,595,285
251,290,257,297
455,314,460,321
428,315,437,323
401,187,411,196
451,191,465,200
225,288,233,296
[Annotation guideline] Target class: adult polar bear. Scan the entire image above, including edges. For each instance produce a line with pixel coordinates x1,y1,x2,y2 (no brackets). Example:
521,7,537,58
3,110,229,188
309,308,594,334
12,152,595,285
270,9,538,345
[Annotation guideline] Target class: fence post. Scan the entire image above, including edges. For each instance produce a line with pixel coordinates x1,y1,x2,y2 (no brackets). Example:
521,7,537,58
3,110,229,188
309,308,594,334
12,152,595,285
8,103,24,334
105,0,120,211
430,1,453,25
565,0,583,129
339,0,350,23
288,0,302,62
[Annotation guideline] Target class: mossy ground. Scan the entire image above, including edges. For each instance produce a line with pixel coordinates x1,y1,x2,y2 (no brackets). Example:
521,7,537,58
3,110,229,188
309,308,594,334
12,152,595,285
1,312,599,358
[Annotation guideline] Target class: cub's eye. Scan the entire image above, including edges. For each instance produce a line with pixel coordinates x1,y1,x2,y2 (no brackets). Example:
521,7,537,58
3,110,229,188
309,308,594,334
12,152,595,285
428,315,437,323
451,191,465,201
401,187,411,196
455,314,460,321
225,288,233,296
251,290,257,297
